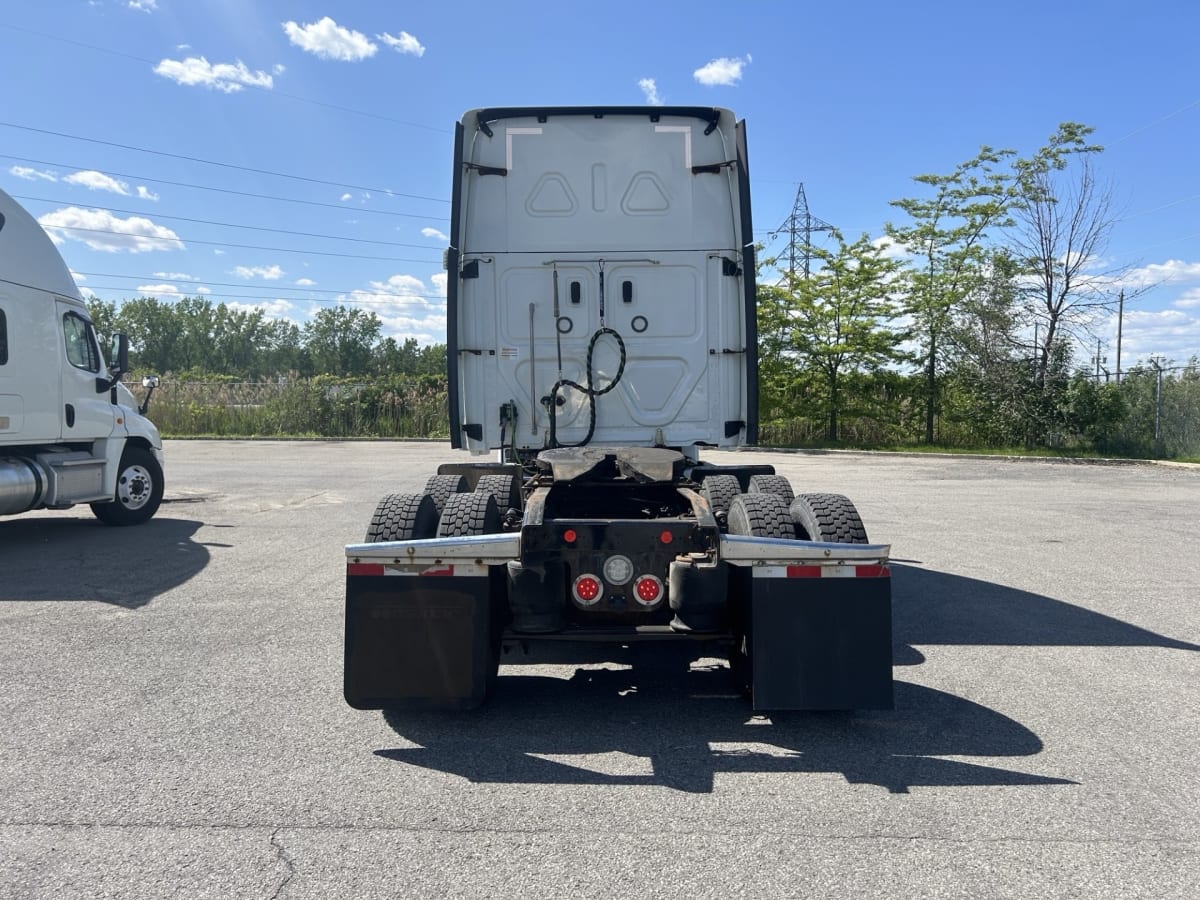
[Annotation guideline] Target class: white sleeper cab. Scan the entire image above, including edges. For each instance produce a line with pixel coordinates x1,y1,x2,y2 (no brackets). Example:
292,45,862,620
0,188,164,525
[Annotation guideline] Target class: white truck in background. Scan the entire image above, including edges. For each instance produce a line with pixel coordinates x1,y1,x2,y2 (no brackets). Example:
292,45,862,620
0,188,164,525
344,107,893,712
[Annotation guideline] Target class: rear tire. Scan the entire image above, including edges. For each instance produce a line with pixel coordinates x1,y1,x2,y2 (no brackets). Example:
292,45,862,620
701,474,741,523
474,473,519,511
90,446,163,526
423,473,468,516
726,493,794,539
437,491,502,537
748,474,795,505
365,493,439,542
789,493,869,543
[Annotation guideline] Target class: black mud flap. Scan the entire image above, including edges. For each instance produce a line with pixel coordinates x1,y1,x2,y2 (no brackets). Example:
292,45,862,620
748,566,893,711
344,565,500,710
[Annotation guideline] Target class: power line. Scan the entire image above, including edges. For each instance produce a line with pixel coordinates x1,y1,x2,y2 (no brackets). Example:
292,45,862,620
2,154,450,221
0,22,449,136
42,223,441,263
1112,97,1200,145
0,121,450,202
77,271,445,301
14,194,445,249
80,282,442,307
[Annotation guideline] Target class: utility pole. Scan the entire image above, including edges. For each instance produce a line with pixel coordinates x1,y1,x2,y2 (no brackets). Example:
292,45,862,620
1149,356,1165,458
1092,337,1105,381
769,183,836,282
1115,289,1124,383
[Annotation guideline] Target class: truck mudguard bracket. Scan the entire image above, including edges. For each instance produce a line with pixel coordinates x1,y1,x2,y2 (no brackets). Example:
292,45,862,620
346,532,521,570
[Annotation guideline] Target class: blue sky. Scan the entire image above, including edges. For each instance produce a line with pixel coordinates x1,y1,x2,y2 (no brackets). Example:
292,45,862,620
2,0,1198,370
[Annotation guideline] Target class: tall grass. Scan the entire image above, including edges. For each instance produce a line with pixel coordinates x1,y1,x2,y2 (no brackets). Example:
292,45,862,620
139,375,449,438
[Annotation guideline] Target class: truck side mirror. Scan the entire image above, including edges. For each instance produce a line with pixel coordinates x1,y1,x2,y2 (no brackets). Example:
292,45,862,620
109,333,130,378
139,375,160,415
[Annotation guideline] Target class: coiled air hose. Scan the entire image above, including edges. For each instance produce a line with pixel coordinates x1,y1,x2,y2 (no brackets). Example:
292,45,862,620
547,326,627,448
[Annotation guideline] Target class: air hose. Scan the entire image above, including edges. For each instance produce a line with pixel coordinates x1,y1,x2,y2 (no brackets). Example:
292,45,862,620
547,326,627,448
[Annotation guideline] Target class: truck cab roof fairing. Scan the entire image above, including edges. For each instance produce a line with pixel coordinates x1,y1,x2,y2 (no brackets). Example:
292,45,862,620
0,189,83,302
471,106,724,137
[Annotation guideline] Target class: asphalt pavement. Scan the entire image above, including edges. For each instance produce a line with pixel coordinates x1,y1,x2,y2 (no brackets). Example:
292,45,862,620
1,441,1197,898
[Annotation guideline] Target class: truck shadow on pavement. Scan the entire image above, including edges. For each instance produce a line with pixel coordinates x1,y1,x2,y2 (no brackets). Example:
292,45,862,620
378,563,1197,793
378,671,1073,794
0,516,210,607
891,563,1200,664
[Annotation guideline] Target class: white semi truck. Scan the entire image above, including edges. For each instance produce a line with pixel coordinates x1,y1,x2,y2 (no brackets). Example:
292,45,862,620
0,188,164,525
344,107,892,711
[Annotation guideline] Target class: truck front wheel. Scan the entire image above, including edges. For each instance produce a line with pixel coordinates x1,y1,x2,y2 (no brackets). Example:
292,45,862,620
91,446,164,526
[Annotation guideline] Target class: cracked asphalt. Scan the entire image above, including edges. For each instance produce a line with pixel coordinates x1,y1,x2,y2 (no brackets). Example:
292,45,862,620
1,441,1197,898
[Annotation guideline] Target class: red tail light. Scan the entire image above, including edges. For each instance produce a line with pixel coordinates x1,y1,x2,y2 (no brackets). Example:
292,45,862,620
633,574,663,606
572,574,603,606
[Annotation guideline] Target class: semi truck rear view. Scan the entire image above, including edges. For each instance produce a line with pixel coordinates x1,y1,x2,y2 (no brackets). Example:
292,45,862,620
344,107,892,711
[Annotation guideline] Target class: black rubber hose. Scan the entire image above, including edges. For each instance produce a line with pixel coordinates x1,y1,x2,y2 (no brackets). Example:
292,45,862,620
548,327,627,449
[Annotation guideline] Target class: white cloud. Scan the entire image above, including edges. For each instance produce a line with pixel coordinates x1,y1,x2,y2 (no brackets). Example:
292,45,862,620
136,185,160,201
283,17,376,61
9,165,57,182
421,227,449,241
693,55,751,87
340,273,446,342
64,170,131,196
1174,289,1200,309
38,207,184,253
638,78,664,105
378,30,425,57
154,56,274,93
1119,259,1200,290
228,299,296,319
273,64,287,76
234,264,285,280
294,277,316,287
152,271,195,280
128,0,157,11
871,234,909,261
196,286,212,294
137,283,182,296
1102,307,1200,366
368,274,427,296
70,271,86,282
339,192,352,202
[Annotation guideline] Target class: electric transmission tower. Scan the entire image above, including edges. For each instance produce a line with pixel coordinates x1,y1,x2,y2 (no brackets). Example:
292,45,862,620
769,183,836,282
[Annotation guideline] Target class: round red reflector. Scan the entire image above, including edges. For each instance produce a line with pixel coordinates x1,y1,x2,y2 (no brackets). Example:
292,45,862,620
573,575,602,604
563,529,578,544
659,530,673,544
635,575,662,604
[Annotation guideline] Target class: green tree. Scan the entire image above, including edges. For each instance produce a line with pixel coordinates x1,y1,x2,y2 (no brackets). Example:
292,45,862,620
86,298,119,344
755,282,808,421
374,336,421,375
115,296,184,373
887,145,1017,442
302,305,382,376
781,232,909,441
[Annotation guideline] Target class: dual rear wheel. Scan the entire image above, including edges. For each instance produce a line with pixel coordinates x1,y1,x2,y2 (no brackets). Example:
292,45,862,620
364,472,515,542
